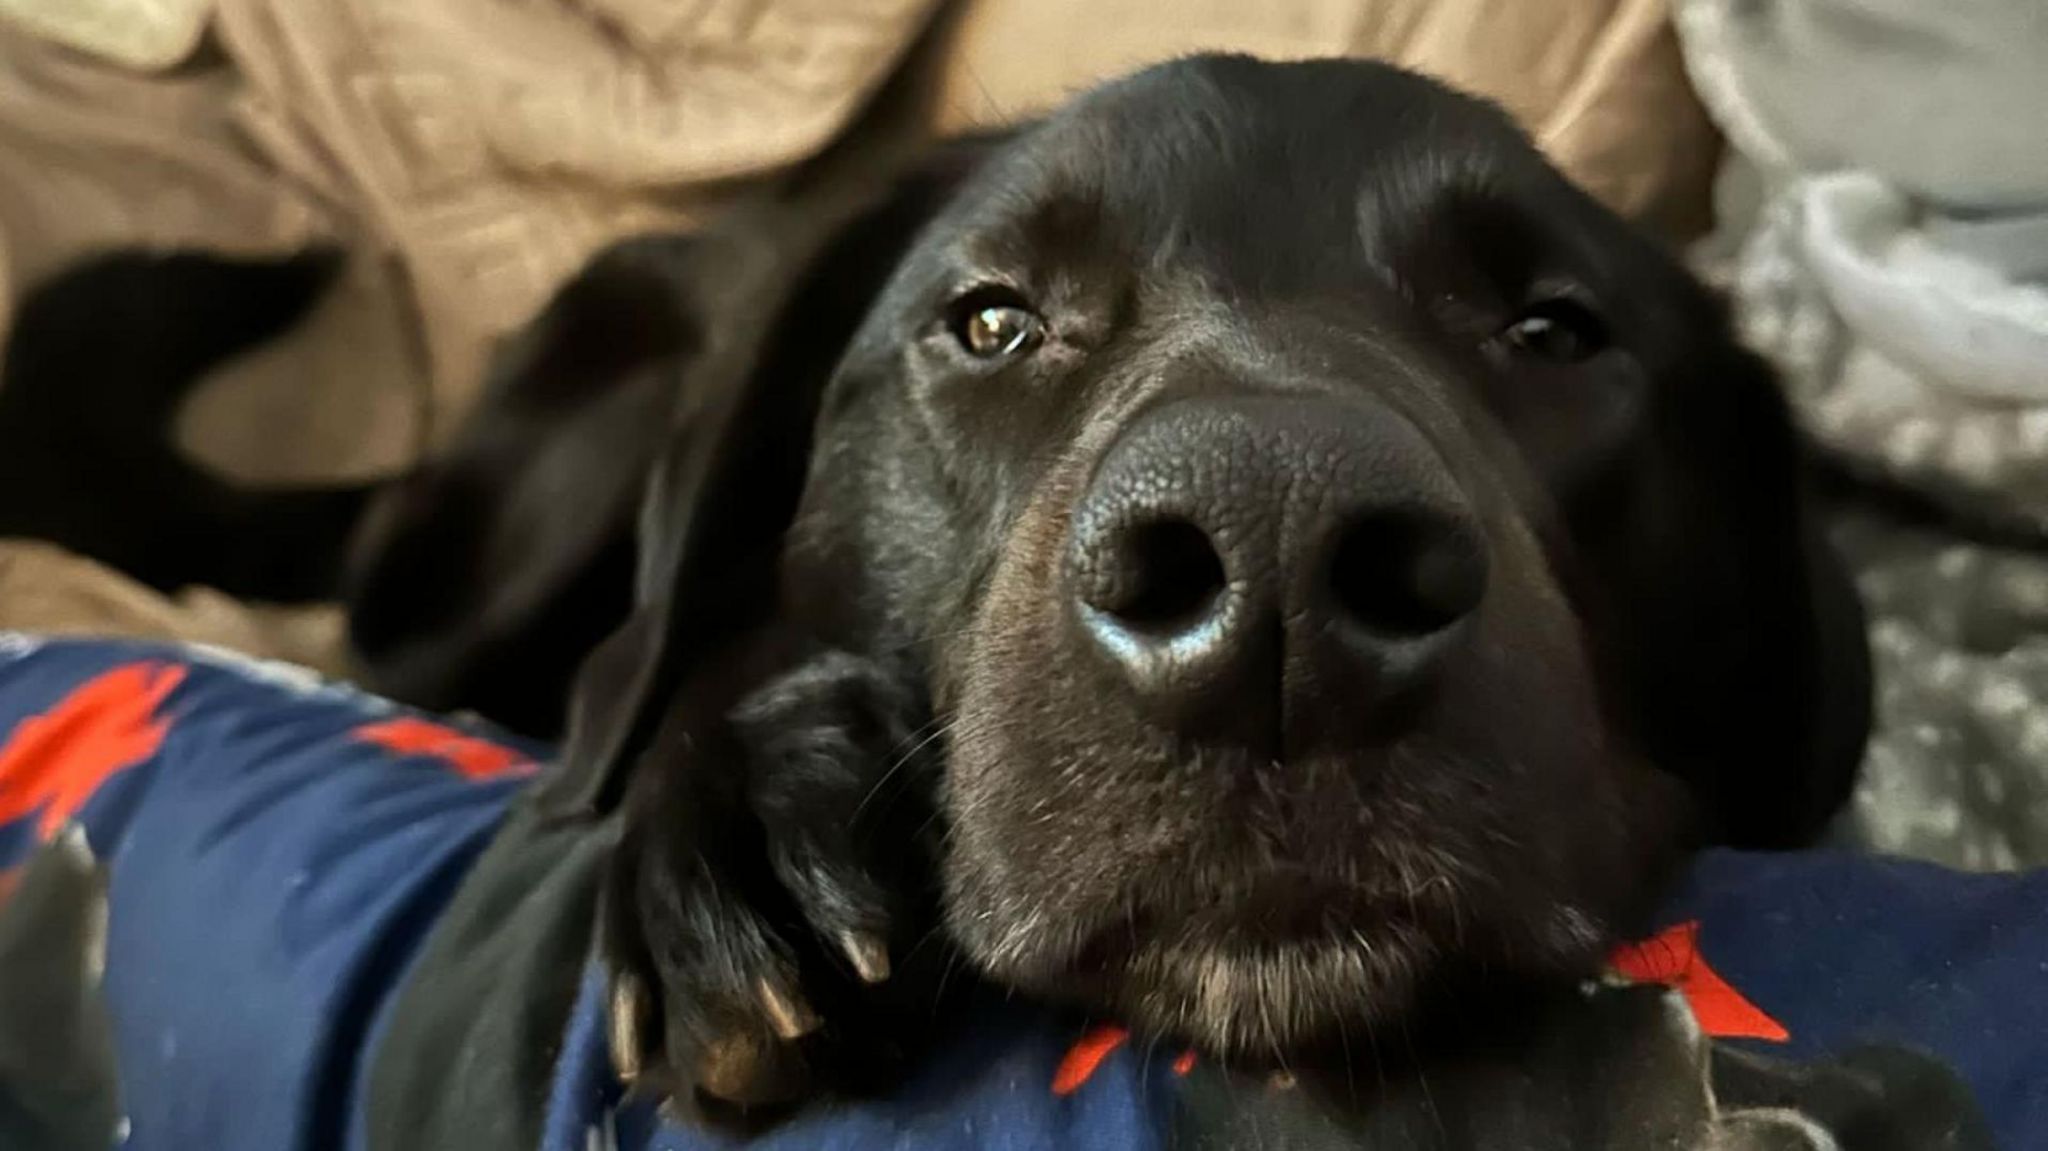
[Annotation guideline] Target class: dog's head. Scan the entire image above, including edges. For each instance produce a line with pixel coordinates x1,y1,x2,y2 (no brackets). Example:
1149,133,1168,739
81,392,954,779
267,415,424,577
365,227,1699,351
550,57,1869,1057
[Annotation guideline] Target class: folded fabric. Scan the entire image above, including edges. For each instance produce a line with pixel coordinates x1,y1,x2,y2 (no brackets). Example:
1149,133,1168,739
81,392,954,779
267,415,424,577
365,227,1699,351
1677,0,2048,533
0,638,2034,1149
1674,0,2048,874
0,23,424,489
1711,168,2048,532
0,0,1720,482
919,0,1718,240
1674,0,2048,213
0,0,212,72
0,542,348,678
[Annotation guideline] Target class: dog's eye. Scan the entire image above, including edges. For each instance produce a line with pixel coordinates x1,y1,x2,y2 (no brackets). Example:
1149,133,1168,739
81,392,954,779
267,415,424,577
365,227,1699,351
1501,298,1608,363
949,288,1044,359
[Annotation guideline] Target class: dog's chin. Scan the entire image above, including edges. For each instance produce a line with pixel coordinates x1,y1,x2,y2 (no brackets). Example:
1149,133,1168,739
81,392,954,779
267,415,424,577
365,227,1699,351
952,866,1622,1059
1091,919,1442,1056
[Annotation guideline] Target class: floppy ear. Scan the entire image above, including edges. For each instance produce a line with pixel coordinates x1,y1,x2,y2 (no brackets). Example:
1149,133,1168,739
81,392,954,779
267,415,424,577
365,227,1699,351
1687,342,1871,848
1792,478,1874,840
1576,314,1871,849
532,138,1005,821
343,236,702,732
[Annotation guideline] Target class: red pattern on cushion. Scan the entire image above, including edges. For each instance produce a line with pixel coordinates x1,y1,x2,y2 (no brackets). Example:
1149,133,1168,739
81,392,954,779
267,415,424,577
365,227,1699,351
352,716,537,782
1610,920,1790,1042
0,662,184,839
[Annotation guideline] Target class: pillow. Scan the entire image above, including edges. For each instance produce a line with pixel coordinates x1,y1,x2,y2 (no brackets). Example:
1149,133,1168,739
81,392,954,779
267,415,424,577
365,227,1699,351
918,0,1719,239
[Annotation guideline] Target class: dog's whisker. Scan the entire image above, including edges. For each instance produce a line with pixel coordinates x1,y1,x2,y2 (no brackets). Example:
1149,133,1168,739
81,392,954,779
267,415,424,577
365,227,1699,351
1336,1012,1360,1105
963,61,1007,125
851,718,958,823
880,712,950,761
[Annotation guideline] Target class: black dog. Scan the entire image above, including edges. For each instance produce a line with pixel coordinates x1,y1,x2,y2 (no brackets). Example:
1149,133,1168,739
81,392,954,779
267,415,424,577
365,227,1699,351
0,56,1870,1119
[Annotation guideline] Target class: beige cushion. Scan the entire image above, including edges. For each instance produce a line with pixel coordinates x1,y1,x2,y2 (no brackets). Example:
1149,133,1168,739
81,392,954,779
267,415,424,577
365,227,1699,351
0,27,421,484
213,0,945,416
0,0,212,72
0,541,348,675
920,0,1717,237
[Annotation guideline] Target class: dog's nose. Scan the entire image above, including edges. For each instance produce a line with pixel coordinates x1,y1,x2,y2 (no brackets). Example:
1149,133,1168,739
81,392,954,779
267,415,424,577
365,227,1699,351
1065,396,1487,749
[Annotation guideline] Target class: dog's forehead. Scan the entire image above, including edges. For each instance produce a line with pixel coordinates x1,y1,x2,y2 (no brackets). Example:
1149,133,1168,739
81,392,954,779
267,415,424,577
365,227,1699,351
943,56,1549,275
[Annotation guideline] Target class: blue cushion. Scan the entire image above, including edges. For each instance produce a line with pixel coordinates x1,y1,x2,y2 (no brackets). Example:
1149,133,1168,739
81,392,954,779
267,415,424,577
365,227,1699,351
0,637,2039,1150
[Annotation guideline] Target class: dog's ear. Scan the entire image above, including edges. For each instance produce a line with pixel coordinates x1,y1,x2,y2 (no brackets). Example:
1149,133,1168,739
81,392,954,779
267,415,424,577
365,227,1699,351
533,137,1006,821
1576,307,1871,849
343,237,703,731
1721,355,1873,847
1698,341,1871,848
1794,483,1874,839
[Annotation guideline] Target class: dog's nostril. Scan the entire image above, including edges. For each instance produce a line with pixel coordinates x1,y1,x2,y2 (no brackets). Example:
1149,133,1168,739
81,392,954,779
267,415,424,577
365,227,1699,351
1098,519,1228,632
1328,513,1487,637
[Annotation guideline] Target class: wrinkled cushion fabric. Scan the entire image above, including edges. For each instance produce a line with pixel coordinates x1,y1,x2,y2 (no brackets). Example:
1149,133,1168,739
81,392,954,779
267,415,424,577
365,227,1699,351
210,0,944,407
920,0,1719,239
0,0,1718,469
0,0,211,72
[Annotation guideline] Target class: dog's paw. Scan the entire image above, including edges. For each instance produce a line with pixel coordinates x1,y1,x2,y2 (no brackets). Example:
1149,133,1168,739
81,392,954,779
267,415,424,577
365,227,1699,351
601,651,938,1120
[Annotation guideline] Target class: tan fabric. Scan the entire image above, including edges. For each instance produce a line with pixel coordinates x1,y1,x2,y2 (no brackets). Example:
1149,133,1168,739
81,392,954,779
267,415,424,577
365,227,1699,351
214,0,944,426
0,540,350,675
0,29,324,320
0,26,423,484
10,0,1706,439
919,0,1717,237
3,0,1713,463
0,25,413,660
0,0,211,71
0,0,1718,668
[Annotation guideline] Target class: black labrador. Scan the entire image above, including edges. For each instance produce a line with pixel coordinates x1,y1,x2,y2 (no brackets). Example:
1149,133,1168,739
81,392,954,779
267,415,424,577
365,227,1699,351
0,55,1871,1119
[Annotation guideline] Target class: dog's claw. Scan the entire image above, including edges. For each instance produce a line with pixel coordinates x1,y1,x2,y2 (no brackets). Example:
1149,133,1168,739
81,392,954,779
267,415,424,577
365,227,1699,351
697,1032,769,1100
655,1094,694,1129
756,976,822,1040
696,1029,811,1107
840,930,891,983
609,972,647,1083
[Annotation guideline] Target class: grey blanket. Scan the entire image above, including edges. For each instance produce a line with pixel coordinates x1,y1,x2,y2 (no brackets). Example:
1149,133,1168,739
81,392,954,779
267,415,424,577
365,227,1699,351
1676,0,2048,870
1833,510,2048,869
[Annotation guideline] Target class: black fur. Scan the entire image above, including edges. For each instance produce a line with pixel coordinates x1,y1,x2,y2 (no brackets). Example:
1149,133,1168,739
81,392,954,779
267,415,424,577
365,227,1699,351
0,249,369,601
0,57,1870,1123
342,236,698,732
